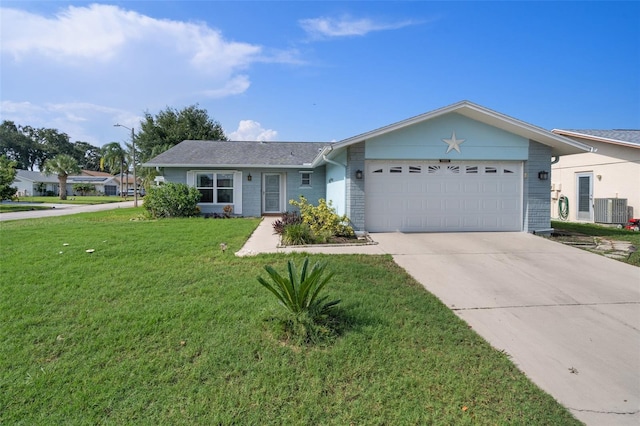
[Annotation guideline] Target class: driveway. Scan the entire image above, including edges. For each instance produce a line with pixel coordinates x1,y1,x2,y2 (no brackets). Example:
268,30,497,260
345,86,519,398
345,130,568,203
372,232,640,426
239,222,640,425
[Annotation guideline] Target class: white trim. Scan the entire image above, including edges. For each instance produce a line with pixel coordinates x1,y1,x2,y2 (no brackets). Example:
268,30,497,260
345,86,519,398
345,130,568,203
576,172,594,222
188,170,242,212
262,172,286,213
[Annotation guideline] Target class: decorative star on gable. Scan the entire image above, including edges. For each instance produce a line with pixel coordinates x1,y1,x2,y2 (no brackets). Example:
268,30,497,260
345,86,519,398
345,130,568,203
442,131,465,153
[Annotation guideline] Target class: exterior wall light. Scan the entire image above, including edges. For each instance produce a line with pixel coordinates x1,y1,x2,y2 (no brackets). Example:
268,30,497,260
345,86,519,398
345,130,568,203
355,170,363,180
247,173,252,182
538,170,549,181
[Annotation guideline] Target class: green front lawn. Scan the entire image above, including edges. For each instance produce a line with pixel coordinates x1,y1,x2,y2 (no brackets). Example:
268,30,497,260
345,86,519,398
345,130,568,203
1,212,579,424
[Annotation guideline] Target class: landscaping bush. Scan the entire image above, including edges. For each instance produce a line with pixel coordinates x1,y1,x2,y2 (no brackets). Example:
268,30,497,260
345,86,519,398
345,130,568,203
143,183,201,218
272,211,303,234
281,223,315,245
257,257,340,344
289,195,354,238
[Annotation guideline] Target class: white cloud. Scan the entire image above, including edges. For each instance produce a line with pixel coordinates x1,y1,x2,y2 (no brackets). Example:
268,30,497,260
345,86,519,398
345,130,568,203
228,120,278,141
299,15,416,39
201,75,252,98
0,4,289,88
0,4,299,146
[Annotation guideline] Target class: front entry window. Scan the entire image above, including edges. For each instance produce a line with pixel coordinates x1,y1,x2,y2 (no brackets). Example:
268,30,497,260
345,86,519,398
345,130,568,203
196,172,233,204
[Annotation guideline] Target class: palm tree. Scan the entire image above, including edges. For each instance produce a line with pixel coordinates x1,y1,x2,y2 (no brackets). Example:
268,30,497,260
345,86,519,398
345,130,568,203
42,154,81,200
101,142,127,196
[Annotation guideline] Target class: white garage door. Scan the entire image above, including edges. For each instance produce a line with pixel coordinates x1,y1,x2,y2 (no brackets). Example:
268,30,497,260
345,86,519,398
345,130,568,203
365,160,523,232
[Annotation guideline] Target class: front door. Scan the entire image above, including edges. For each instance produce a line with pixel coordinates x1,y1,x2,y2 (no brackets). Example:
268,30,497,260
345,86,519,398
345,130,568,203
576,173,593,221
263,173,283,213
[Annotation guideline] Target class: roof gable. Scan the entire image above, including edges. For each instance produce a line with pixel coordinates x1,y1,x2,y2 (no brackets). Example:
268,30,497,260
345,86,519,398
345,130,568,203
325,101,594,159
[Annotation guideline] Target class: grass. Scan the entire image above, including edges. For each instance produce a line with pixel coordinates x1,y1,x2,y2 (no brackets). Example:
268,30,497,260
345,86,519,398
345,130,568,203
12,195,130,205
552,220,640,266
0,211,580,425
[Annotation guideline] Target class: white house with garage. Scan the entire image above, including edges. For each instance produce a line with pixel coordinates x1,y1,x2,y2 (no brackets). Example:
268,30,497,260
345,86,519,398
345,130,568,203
549,129,639,225
144,101,594,233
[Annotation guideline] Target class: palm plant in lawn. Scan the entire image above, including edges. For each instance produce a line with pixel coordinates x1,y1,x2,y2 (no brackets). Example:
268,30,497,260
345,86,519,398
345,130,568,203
257,258,341,344
42,154,81,200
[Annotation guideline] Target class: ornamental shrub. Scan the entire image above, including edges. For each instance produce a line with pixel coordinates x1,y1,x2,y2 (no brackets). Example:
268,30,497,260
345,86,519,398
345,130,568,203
143,183,201,218
282,223,315,245
289,196,354,238
257,257,340,344
272,211,303,234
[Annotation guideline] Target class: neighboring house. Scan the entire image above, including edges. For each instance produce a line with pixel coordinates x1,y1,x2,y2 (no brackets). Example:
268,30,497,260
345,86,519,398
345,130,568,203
12,170,119,196
68,170,119,196
144,101,594,233
13,169,59,196
112,173,141,196
550,129,640,224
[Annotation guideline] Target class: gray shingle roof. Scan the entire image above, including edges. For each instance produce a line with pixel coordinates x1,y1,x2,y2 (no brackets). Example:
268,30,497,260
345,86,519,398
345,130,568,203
557,129,640,147
15,169,60,183
144,140,328,167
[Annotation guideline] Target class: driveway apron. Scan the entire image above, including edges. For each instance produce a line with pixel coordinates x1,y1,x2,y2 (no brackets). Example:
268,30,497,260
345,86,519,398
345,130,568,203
372,232,640,426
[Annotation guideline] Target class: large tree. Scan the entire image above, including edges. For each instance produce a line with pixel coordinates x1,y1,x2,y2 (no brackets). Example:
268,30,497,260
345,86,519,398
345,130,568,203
135,105,227,162
0,155,18,200
0,121,40,170
73,141,102,171
22,126,75,170
101,142,127,195
42,154,81,200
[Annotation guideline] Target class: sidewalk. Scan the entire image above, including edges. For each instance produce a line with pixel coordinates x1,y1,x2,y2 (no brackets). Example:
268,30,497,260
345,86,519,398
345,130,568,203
0,201,137,221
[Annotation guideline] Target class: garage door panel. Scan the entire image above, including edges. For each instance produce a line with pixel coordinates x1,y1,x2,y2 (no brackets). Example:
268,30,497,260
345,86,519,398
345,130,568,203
365,160,523,232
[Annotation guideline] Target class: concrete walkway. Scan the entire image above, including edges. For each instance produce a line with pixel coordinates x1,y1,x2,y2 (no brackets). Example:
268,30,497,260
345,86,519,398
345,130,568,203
0,200,137,221
238,217,640,426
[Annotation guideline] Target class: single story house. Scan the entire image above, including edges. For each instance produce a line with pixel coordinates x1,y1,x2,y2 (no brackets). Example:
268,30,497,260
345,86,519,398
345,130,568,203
550,129,639,224
67,170,119,196
13,170,119,196
13,169,59,197
144,101,594,233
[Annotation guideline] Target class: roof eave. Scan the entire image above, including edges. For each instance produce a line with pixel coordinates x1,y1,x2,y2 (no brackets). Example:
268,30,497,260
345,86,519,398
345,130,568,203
552,129,640,149
142,163,316,169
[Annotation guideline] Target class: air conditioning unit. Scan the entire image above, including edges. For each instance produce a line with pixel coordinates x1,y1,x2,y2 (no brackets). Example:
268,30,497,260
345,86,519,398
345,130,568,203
594,198,628,224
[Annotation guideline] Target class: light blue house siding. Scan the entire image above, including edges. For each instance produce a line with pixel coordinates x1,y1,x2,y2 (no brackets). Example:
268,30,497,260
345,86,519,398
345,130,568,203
161,166,325,217
366,113,529,161
524,141,552,232
346,143,366,232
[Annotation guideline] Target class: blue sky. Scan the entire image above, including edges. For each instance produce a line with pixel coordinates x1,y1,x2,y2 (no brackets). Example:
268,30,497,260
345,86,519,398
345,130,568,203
1,1,638,147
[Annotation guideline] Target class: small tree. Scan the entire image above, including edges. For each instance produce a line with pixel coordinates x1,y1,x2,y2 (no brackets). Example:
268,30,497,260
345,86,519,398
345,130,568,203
101,142,127,195
42,154,81,200
72,183,95,196
143,183,201,218
0,155,18,200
